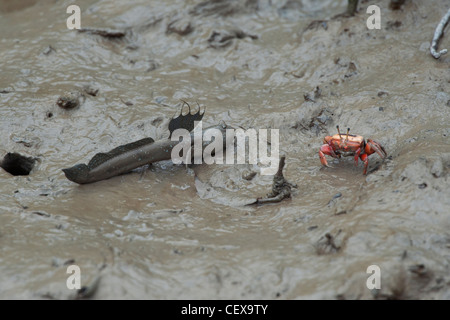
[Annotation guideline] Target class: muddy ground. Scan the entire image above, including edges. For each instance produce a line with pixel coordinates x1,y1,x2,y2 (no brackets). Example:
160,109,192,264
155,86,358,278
0,0,449,299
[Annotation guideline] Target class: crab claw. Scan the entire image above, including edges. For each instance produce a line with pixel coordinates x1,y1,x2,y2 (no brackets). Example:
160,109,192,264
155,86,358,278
319,151,330,167
366,139,387,159
319,144,335,167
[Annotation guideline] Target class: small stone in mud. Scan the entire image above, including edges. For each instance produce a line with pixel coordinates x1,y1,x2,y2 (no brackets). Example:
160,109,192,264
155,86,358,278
307,225,318,231
0,152,36,176
39,187,51,196
304,93,314,102
167,18,193,36
56,93,83,110
151,116,164,127
304,20,328,32
290,70,304,78
242,170,257,181
64,259,76,265
126,44,139,50
418,183,427,189
208,31,235,48
378,91,389,98
46,111,53,118
51,258,61,267
146,60,159,72
408,264,428,277
304,86,322,102
11,135,36,148
313,86,322,99
83,85,99,97
316,112,331,124
386,21,402,30
332,192,342,200
379,107,384,111
173,248,183,255
208,29,257,49
344,62,357,78
430,158,443,178
42,45,55,56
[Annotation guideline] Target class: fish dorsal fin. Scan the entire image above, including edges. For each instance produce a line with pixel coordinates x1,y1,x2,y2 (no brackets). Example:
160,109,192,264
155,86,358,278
88,137,155,169
168,101,205,138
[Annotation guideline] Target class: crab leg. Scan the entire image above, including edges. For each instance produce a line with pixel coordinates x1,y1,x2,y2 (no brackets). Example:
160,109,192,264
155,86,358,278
354,147,362,166
367,139,387,159
360,153,369,175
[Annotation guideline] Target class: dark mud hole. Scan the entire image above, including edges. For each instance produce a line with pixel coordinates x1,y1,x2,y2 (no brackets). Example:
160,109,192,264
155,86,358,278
0,152,36,176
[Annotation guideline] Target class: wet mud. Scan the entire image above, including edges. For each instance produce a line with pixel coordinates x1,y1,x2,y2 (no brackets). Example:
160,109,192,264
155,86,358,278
0,0,449,299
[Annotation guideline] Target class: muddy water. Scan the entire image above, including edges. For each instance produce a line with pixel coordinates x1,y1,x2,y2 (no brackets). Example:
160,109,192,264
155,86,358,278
1,0,449,299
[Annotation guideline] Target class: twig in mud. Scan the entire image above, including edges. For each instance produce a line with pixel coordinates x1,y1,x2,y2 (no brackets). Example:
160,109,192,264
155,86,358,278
430,9,450,59
78,28,127,39
251,155,296,205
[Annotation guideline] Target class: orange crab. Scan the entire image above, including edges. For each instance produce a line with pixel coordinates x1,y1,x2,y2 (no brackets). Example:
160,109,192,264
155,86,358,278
319,126,387,175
